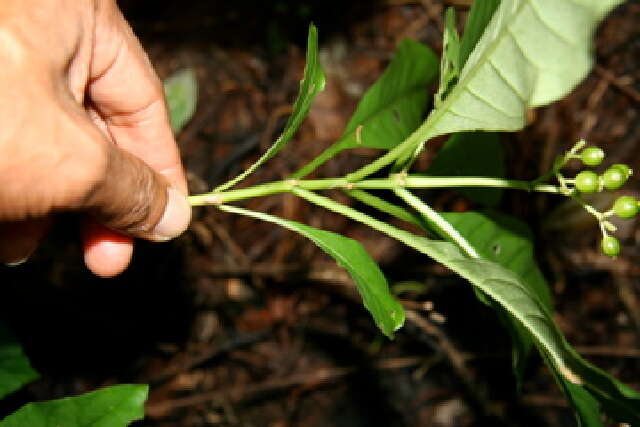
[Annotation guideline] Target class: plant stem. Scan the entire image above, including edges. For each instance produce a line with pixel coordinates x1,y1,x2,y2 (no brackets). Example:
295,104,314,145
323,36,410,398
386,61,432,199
290,188,428,252
290,142,346,179
189,176,561,206
346,189,425,227
394,187,479,258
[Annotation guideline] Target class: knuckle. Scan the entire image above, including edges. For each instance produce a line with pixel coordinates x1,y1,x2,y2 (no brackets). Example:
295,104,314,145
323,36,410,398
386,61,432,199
81,146,165,235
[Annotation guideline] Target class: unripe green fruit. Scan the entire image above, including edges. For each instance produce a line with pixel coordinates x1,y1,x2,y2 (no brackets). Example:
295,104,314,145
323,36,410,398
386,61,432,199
575,171,599,193
601,236,621,257
613,196,639,219
580,147,605,166
611,164,633,180
602,166,630,190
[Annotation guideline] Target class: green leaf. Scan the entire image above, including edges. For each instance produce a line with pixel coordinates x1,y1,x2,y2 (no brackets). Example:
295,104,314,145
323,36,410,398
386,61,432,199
164,68,198,134
544,351,603,427
294,187,577,380
419,0,625,140
295,188,584,385
339,39,438,150
293,39,438,178
570,348,640,425
394,194,638,422
0,323,39,399
348,188,538,386
216,24,326,191
442,211,552,308
459,0,500,67
442,210,552,385
426,132,505,207
435,7,462,107
0,384,148,427
387,200,640,423
420,242,640,423
414,240,578,380
294,180,640,424
217,204,404,338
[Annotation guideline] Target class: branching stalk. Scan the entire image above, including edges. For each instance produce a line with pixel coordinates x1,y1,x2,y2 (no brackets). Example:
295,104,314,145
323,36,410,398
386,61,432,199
189,176,561,206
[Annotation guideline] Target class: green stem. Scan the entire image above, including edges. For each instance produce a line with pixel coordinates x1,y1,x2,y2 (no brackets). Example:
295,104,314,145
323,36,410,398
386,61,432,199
345,127,426,182
290,188,428,252
189,176,560,206
290,142,346,179
346,189,425,228
393,187,479,258
344,85,448,182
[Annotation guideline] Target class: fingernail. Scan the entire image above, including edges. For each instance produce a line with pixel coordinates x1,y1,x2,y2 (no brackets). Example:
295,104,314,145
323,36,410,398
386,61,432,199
151,187,192,242
5,257,29,267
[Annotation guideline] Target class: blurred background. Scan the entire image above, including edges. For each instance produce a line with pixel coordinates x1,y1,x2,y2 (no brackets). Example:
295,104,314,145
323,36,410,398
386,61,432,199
1,1,640,425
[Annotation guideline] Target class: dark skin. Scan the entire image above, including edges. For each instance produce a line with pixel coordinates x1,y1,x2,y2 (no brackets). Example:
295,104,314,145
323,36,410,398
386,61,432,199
0,0,191,277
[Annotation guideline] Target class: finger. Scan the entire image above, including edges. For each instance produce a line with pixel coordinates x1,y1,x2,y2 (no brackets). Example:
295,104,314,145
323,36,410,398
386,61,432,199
79,130,192,242
89,1,187,193
0,218,49,265
80,108,135,275
81,220,133,278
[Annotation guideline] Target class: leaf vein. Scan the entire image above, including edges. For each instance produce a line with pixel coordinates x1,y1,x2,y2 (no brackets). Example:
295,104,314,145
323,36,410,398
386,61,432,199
528,1,578,47
465,85,521,119
487,59,527,101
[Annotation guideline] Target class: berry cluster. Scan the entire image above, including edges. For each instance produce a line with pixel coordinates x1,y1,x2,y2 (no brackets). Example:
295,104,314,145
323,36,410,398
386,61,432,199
562,143,637,257
574,163,633,193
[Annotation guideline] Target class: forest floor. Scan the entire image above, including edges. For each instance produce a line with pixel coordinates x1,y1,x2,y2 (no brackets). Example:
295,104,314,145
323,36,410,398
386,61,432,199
1,1,640,426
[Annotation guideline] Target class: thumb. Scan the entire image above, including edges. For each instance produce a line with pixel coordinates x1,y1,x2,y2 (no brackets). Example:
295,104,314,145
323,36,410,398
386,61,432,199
81,140,191,242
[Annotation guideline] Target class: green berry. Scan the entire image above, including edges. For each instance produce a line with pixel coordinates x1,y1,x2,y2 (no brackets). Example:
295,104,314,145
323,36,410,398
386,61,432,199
575,171,600,193
601,236,621,257
613,196,639,219
602,166,630,190
580,147,605,166
611,164,633,180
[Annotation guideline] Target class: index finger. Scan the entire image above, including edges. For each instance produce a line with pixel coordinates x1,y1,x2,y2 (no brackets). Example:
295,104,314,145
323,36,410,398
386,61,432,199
87,0,187,193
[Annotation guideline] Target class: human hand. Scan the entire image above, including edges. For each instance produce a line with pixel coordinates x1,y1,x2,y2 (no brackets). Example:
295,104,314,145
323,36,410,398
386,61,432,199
0,0,191,277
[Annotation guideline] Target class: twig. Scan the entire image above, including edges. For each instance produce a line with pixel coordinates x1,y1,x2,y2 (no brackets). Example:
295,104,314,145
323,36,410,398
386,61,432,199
594,65,640,104
575,345,640,359
579,74,609,137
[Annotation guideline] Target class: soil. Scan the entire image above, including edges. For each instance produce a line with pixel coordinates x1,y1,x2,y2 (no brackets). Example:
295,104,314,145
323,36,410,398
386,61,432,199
1,1,640,426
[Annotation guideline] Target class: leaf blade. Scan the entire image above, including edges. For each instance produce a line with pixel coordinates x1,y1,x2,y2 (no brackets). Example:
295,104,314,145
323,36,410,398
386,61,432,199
459,0,500,67
290,189,640,423
423,0,625,139
218,204,404,338
341,40,438,150
442,211,552,308
0,323,39,400
164,68,198,134
442,210,552,385
216,24,325,191
292,39,438,178
435,7,461,107
0,384,148,427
